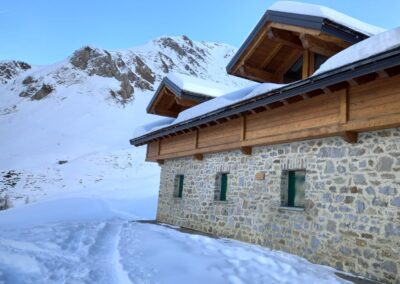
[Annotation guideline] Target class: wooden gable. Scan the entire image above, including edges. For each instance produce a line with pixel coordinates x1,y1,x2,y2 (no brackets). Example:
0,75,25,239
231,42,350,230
227,12,366,83
147,78,213,118
147,85,201,118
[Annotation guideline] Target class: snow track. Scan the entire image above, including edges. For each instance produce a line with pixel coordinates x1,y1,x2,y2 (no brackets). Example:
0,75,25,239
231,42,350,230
85,222,126,283
0,196,351,284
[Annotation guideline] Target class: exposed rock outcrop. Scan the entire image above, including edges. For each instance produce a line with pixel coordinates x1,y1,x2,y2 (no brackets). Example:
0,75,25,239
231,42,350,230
0,61,31,84
31,84,54,100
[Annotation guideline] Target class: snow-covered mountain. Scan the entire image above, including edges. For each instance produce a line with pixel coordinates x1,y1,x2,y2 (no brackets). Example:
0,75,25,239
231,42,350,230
0,35,248,208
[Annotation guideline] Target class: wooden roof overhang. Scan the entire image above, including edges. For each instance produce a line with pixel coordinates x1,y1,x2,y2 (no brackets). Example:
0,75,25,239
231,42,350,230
226,10,369,83
131,46,400,147
147,76,214,118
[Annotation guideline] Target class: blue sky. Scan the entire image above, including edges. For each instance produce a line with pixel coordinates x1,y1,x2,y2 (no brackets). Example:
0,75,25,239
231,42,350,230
1,0,399,65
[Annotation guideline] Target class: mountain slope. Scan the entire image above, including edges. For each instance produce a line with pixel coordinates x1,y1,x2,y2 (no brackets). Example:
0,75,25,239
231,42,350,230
0,35,249,208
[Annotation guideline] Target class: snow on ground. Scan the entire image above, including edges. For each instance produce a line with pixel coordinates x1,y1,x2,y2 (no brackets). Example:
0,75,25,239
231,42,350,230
0,196,351,284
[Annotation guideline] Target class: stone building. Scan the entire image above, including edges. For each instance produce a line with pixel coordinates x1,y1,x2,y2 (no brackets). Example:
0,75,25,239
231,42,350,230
130,2,400,283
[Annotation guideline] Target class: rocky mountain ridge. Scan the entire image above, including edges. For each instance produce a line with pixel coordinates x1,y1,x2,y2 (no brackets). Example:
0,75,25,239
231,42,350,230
0,35,247,207
0,35,245,104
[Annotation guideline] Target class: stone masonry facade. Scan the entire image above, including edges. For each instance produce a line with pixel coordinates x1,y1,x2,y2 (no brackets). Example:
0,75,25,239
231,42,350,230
156,128,400,283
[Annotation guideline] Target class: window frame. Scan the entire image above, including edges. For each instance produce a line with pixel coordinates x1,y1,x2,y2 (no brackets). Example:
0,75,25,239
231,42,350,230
220,173,228,201
281,169,306,209
173,174,184,198
214,172,229,201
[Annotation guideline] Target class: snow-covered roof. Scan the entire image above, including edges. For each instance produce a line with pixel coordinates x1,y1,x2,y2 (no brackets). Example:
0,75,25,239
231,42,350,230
166,73,238,98
314,27,400,75
146,73,244,116
132,117,175,140
269,1,385,36
133,25,400,143
173,82,283,124
135,82,284,138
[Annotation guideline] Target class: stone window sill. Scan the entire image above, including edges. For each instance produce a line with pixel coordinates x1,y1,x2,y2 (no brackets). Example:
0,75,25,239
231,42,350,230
278,206,305,212
213,200,228,205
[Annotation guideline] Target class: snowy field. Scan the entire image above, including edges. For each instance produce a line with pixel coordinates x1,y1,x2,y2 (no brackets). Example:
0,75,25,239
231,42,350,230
0,193,353,284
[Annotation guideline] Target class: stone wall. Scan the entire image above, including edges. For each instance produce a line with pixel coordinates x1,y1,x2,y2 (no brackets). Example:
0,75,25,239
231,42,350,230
156,128,400,283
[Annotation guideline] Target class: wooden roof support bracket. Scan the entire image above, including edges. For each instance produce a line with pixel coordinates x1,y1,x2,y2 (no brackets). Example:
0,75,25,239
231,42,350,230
193,153,203,161
376,69,389,78
322,87,333,95
241,146,252,155
341,131,358,144
157,159,165,165
347,78,359,86
300,34,342,57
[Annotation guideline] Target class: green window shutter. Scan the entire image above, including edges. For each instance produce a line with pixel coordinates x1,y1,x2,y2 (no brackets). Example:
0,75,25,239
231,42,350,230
294,171,305,207
178,175,184,198
287,170,306,207
220,173,228,201
288,171,296,207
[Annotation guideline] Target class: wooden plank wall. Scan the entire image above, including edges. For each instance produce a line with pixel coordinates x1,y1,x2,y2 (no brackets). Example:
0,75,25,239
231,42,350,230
146,75,400,161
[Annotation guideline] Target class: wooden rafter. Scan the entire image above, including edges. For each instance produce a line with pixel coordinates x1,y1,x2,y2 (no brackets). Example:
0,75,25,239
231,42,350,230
233,23,272,73
300,34,342,57
276,49,302,77
260,43,282,69
267,28,303,50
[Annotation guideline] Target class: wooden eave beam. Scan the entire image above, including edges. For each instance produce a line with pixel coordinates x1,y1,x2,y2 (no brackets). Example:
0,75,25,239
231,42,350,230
269,22,321,36
300,34,342,57
239,65,280,82
268,28,303,50
175,97,197,107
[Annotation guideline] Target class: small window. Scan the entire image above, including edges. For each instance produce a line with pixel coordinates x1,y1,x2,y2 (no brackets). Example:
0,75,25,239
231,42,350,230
281,170,305,208
214,173,228,201
173,175,184,198
314,53,329,71
283,56,303,83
